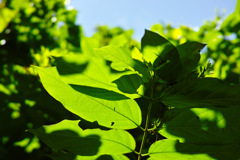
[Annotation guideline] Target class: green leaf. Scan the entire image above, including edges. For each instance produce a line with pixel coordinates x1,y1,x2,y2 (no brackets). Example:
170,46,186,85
112,74,144,94
57,56,141,99
160,107,240,144
177,42,206,75
94,45,150,82
148,139,240,160
161,78,240,108
131,47,144,63
33,66,142,129
141,29,182,83
29,120,135,156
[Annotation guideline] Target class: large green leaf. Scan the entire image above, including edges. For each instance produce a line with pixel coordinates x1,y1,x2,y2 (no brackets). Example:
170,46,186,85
94,45,150,82
177,42,206,75
148,139,240,160
160,107,240,144
29,120,135,156
141,29,182,83
161,78,240,108
56,55,142,99
33,66,142,129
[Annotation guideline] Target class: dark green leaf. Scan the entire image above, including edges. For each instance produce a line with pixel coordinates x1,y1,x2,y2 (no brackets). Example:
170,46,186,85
161,78,240,108
141,29,182,83
177,42,206,75
141,29,175,64
160,107,240,144
112,74,144,94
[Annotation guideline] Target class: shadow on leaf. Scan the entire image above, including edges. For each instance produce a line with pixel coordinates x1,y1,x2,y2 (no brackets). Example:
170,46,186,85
161,106,240,160
70,84,129,101
29,128,101,156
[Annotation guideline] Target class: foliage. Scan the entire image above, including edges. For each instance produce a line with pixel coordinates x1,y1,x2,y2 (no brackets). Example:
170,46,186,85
1,0,240,160
31,28,240,160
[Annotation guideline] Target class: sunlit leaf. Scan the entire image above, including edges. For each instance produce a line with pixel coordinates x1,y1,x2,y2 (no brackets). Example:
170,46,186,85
131,47,144,62
56,55,141,99
94,45,150,82
33,66,142,129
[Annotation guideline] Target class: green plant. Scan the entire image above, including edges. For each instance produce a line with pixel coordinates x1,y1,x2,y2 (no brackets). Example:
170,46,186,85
30,29,240,160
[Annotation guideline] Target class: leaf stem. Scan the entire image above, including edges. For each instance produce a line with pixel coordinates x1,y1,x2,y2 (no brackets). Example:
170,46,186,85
141,153,150,157
138,77,154,160
138,126,145,132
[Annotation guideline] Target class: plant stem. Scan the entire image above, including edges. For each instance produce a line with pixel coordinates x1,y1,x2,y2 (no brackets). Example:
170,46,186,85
141,95,152,100
138,78,154,160
138,101,153,160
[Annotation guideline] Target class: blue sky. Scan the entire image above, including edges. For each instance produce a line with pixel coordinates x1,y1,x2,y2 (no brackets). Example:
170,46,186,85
69,0,237,40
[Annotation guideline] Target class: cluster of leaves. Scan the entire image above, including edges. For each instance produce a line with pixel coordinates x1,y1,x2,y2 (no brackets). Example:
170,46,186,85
31,27,240,160
1,0,240,160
